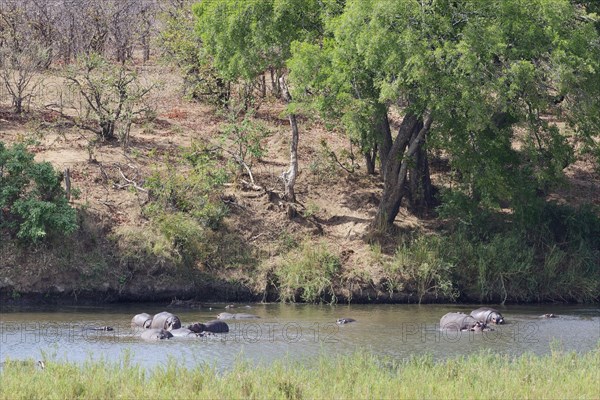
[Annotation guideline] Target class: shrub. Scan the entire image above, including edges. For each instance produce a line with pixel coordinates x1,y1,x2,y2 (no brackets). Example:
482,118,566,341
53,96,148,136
0,141,77,242
275,241,341,303
118,143,229,268
385,235,458,303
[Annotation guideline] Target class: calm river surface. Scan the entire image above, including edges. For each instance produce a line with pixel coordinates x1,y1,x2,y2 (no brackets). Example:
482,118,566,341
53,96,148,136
1,303,599,370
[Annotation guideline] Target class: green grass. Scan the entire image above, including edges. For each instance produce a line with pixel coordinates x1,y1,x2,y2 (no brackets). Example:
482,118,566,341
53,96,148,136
1,347,599,399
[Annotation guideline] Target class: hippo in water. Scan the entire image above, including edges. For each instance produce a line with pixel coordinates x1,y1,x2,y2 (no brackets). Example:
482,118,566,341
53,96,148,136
216,312,260,320
149,311,182,331
336,318,356,325
470,307,505,324
188,320,229,333
140,329,173,341
169,328,197,338
131,313,153,329
440,312,493,332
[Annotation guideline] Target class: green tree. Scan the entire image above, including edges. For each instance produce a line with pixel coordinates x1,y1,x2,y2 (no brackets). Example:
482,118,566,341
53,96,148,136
289,0,600,231
0,142,77,242
193,0,323,101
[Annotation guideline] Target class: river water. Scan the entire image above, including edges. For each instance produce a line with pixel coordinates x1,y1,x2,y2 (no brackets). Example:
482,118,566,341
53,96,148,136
1,303,599,370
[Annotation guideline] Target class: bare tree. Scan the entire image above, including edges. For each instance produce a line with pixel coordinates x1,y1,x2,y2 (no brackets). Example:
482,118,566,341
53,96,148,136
65,53,154,145
0,45,47,114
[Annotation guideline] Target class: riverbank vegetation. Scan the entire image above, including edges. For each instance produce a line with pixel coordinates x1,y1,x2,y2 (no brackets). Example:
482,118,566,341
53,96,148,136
1,346,599,399
1,0,599,304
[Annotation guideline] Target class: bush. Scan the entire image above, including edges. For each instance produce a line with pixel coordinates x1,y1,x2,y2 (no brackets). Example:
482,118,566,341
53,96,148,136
0,142,77,242
118,143,229,268
275,241,341,303
385,235,459,303
144,144,229,230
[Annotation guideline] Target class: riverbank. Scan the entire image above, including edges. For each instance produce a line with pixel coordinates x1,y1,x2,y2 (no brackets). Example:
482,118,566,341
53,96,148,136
1,62,599,307
1,347,599,399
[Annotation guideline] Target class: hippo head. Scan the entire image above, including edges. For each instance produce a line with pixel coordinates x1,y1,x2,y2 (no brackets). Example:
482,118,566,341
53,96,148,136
187,323,206,333
166,316,182,331
159,330,174,340
469,321,493,332
491,314,504,324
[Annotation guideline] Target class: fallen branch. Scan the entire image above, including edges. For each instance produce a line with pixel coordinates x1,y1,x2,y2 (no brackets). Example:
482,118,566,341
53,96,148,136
116,166,147,192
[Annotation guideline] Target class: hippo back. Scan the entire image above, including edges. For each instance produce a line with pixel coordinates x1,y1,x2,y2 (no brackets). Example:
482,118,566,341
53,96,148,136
131,313,152,329
140,329,173,341
170,328,195,337
149,311,182,331
470,307,504,324
188,320,229,333
440,312,478,331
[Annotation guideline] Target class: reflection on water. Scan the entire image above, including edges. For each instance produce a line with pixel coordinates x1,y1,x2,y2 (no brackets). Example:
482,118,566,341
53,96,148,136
1,303,598,370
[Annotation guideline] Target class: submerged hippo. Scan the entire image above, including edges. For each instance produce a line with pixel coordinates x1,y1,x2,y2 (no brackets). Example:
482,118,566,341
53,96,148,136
216,312,260,320
82,326,114,331
542,313,558,318
149,311,182,331
336,318,356,325
470,307,505,324
169,328,197,338
188,320,229,333
140,329,173,341
131,313,153,329
440,312,493,332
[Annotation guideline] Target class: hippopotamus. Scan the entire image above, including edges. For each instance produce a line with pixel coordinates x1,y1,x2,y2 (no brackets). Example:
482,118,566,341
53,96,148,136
216,312,260,320
131,313,153,329
140,329,173,341
336,318,356,325
470,307,505,324
82,326,114,331
169,328,197,337
542,313,558,318
149,311,182,331
188,320,229,333
440,312,493,332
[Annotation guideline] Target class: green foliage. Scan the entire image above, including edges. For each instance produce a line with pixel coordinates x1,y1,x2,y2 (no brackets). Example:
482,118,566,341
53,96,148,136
289,0,600,220
220,108,270,172
275,241,341,303
437,202,600,303
385,235,458,303
193,0,322,82
157,5,227,103
129,143,229,267
0,142,77,242
144,144,228,230
1,349,600,399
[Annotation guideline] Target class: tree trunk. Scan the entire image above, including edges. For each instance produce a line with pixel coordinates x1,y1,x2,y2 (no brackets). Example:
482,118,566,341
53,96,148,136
100,120,116,140
280,77,298,202
13,97,23,114
376,106,393,180
371,112,433,231
407,143,435,217
364,143,377,175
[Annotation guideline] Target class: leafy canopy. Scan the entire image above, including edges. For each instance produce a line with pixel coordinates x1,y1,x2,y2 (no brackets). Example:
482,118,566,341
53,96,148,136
0,142,77,242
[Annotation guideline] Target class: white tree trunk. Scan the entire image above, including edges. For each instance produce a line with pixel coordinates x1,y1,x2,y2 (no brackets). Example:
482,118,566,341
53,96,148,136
279,77,298,202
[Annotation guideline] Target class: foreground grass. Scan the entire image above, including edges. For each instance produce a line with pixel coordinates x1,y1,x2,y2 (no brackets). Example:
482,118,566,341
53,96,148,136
1,348,599,399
